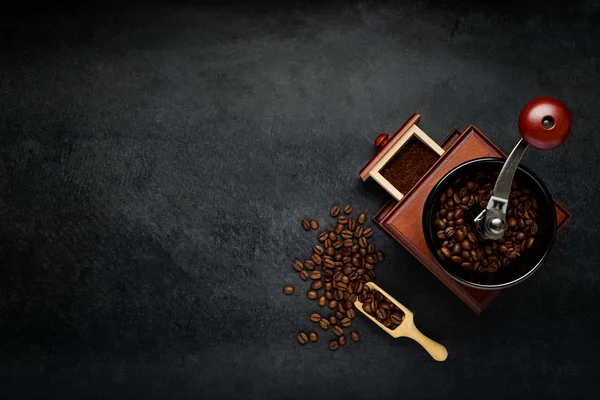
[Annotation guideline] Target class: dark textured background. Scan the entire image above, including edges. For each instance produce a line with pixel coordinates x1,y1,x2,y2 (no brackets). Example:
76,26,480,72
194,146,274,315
1,1,599,398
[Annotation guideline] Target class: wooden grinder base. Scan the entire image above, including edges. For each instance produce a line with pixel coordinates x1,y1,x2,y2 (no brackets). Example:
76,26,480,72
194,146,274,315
363,116,572,314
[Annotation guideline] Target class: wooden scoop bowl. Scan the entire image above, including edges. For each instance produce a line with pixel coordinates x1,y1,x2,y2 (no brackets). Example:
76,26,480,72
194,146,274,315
354,282,448,362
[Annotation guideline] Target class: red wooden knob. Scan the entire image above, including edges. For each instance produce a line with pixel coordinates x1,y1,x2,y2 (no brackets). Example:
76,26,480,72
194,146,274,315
375,133,389,149
518,97,572,150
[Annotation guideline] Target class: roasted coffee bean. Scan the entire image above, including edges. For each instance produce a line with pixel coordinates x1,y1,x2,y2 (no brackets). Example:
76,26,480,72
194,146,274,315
338,335,347,346
308,331,318,342
318,232,328,242
324,238,332,248
307,290,318,300
455,229,466,242
346,309,356,319
334,224,345,235
359,248,367,257
297,332,308,344
328,315,338,325
354,226,363,238
326,247,336,256
526,237,535,248
390,313,404,325
335,311,345,319
338,215,349,225
376,308,387,321
351,331,361,342
293,260,304,272
310,313,321,323
283,285,295,295
351,244,360,254
348,218,357,230
451,256,462,264
434,219,446,230
336,282,348,290
311,280,323,290
328,300,338,309
340,317,352,327
516,232,526,241
461,240,472,250
376,251,385,262
302,220,311,231
332,326,344,336
359,237,368,248
313,245,324,255
304,260,315,270
330,205,341,217
323,259,335,269
343,238,354,247
367,243,376,254
357,213,367,224
441,247,452,258
329,340,339,351
318,295,327,306
444,227,455,238
311,254,322,265
310,220,319,230
334,290,344,301
319,319,330,329
299,270,309,280
363,228,374,238
341,230,354,239
328,231,337,241
344,205,353,214
325,290,333,300
468,232,478,243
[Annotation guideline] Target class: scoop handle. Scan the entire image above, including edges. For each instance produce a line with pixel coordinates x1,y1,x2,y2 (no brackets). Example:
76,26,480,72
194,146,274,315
403,324,448,362
519,97,572,150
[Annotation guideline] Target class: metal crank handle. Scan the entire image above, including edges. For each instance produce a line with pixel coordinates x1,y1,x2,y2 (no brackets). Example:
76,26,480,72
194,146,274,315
476,97,572,241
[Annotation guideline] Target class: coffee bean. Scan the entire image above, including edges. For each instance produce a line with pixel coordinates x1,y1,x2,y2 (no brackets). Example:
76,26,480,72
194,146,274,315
390,313,403,325
341,317,352,327
351,244,360,254
327,231,336,241
461,240,471,250
309,312,321,323
311,254,322,265
334,224,344,235
344,205,353,214
338,215,349,225
445,227,455,238
318,232,328,242
327,205,340,218
451,256,462,264
348,218,357,230
338,335,347,346
283,285,294,295
328,300,338,309
455,229,466,242
346,308,356,319
292,260,304,272
332,326,344,336
318,296,327,306
319,319,330,329
297,332,308,344
328,315,338,325
310,271,322,280
336,282,348,290
334,290,344,301
311,280,323,290
376,308,387,320
323,238,332,248
359,237,368,248
527,237,535,248
367,243,376,254
354,226,363,238
343,238,353,248
434,219,446,230
307,290,318,300
310,220,319,230
363,228,374,238
301,220,311,231
313,245,324,255
308,332,318,342
337,302,345,313
468,232,478,243
516,232,526,241
329,340,339,351
376,251,385,262
351,331,361,342
357,213,367,224
299,270,309,280
304,260,315,270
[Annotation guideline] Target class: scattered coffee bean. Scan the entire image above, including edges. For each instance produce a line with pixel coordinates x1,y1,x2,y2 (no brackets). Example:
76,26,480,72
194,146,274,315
311,280,323,290
310,313,321,322
307,290,318,300
351,331,361,342
363,228,373,238
310,220,319,230
348,218,357,230
319,319,330,329
332,326,344,336
318,296,326,306
338,335,346,346
344,205,353,214
330,205,341,217
310,271,322,280
283,285,294,295
329,340,339,351
311,254,322,265
302,220,311,231
299,270,309,280
340,317,352,327
357,213,367,224
308,331,318,342
293,260,304,272
298,332,308,344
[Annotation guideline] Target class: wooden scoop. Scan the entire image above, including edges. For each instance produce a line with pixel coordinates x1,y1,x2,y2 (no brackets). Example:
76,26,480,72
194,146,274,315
354,282,448,362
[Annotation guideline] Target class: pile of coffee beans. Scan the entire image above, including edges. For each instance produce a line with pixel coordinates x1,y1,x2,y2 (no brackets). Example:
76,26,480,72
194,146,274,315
286,205,386,351
357,285,405,330
433,172,539,273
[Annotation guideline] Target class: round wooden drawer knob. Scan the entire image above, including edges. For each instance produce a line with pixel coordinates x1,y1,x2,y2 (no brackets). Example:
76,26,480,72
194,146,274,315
375,133,389,149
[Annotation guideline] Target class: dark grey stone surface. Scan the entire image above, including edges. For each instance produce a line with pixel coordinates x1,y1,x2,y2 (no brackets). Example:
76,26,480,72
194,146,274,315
1,1,599,398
